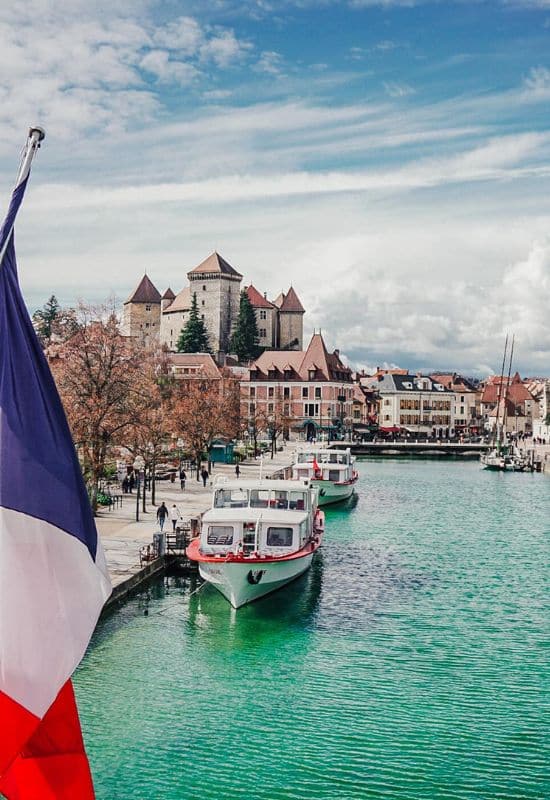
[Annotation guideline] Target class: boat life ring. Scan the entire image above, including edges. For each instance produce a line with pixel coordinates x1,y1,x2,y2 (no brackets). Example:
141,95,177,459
247,569,266,585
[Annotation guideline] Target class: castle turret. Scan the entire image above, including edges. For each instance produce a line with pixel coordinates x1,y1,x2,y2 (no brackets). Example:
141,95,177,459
187,252,242,355
122,274,161,345
277,286,305,349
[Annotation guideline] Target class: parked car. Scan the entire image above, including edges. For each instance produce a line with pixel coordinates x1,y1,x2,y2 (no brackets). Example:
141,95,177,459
154,463,178,480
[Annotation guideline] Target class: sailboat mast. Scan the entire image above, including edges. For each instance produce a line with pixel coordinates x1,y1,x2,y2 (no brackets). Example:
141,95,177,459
495,334,509,446
502,334,515,437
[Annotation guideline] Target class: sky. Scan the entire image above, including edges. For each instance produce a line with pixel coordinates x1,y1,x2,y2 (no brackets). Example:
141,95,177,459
0,0,549,376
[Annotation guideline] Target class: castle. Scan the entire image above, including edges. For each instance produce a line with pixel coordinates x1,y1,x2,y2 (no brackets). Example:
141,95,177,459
122,251,305,357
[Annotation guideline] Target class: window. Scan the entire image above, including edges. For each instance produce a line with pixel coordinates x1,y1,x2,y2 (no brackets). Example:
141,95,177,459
289,491,306,510
250,489,270,508
203,285,206,291
266,527,294,547
145,323,150,328
207,525,234,545
268,387,274,398
202,300,205,306
302,387,309,399
283,387,290,399
145,304,151,312
309,369,316,380
259,328,267,338
268,403,274,413
260,310,267,320
214,489,248,509
284,403,290,415
329,470,340,482
201,314,205,320
315,387,321,399
250,402,255,413
250,387,256,397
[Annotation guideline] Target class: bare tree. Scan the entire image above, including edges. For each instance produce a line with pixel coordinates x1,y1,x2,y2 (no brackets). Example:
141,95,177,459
51,302,143,511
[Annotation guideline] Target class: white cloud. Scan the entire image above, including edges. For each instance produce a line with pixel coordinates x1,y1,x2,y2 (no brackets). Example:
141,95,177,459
199,29,252,68
383,81,415,98
140,50,199,85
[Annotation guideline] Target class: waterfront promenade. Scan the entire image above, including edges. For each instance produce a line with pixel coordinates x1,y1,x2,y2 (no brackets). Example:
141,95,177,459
96,447,294,595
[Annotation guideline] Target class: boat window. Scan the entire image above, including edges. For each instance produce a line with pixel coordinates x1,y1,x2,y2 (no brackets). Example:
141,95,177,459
266,527,294,547
296,468,310,479
214,488,249,508
250,489,270,508
289,491,307,510
329,470,340,482
207,525,234,545
272,491,289,509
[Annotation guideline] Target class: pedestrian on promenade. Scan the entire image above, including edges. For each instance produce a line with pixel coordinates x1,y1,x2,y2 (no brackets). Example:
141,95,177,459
129,473,135,493
122,476,129,494
180,469,187,490
170,504,180,531
235,463,240,479
201,467,209,488
157,502,168,531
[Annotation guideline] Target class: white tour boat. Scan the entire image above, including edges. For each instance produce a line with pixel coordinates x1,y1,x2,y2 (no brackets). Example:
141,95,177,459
291,447,358,506
186,478,324,608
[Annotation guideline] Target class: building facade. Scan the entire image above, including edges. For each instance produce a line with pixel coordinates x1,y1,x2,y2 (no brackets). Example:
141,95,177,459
121,274,162,346
375,373,455,437
241,333,354,440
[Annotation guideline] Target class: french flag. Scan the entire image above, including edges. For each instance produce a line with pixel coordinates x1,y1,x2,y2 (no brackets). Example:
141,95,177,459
0,131,111,798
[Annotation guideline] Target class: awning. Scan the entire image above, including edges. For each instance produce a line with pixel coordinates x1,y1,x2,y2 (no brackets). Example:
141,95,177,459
379,426,400,433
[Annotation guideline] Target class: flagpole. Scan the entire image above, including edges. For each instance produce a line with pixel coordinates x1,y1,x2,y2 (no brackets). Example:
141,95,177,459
0,126,45,266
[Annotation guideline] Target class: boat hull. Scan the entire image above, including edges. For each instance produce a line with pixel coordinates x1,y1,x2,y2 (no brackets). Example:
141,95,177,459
314,478,356,506
198,554,315,608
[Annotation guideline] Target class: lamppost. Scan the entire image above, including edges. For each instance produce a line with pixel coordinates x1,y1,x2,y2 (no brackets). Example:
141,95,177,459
177,437,184,475
133,455,145,522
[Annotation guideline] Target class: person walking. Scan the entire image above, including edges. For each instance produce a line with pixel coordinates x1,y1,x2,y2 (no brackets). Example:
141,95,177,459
235,463,240,479
180,469,187,490
156,502,168,531
170,504,180,532
201,467,209,488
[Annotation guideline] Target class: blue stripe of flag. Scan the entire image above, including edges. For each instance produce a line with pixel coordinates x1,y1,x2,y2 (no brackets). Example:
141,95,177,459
0,176,98,560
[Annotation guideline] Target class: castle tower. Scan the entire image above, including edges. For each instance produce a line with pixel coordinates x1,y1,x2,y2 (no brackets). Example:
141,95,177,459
122,274,161,346
187,252,242,355
276,286,305,349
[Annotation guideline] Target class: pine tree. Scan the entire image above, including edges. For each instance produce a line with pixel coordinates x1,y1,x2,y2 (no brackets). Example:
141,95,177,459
176,293,211,353
230,289,262,362
32,294,60,342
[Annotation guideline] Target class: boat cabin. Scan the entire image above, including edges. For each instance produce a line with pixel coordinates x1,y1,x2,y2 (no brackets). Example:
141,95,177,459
200,479,317,559
292,448,354,482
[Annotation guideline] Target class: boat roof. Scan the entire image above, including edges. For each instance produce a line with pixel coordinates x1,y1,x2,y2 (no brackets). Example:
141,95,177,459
211,478,312,491
294,447,350,455
203,507,308,523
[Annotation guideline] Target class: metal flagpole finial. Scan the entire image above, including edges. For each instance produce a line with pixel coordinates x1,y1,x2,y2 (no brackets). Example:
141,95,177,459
15,126,46,187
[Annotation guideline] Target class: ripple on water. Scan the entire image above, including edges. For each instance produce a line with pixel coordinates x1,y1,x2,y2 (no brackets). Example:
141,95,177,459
75,460,549,800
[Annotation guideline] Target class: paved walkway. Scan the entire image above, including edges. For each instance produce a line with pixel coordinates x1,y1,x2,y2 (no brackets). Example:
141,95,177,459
96,448,294,588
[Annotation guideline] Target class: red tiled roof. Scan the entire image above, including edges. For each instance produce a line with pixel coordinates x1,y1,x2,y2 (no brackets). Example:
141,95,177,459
249,333,351,382
279,286,305,313
246,284,274,309
166,353,221,379
188,251,242,278
163,286,191,314
125,274,161,304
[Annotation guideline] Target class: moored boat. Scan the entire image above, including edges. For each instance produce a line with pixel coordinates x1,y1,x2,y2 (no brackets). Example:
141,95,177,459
291,447,358,505
186,478,324,608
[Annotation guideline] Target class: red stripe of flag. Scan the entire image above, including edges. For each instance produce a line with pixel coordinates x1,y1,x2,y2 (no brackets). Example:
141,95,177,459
0,681,94,799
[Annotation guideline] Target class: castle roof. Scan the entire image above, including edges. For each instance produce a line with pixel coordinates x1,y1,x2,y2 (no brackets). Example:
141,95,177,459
188,251,242,279
162,287,176,300
163,286,191,314
125,274,161,305
165,353,221,380
246,284,274,309
279,286,305,314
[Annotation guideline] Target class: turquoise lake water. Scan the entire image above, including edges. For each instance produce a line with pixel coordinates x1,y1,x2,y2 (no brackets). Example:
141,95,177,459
75,460,549,799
